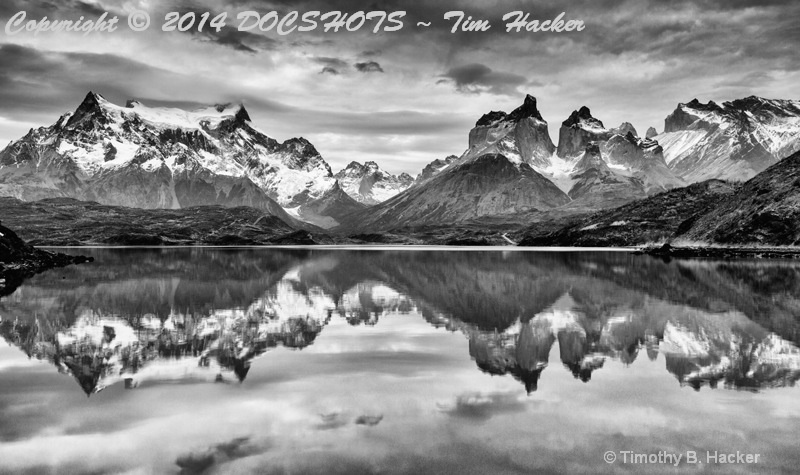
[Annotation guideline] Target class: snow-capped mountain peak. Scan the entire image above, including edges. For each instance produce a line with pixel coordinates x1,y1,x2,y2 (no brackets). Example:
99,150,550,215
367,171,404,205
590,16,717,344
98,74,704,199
657,95,800,182
0,92,365,228
334,160,414,205
65,91,254,136
467,94,556,169
563,106,606,131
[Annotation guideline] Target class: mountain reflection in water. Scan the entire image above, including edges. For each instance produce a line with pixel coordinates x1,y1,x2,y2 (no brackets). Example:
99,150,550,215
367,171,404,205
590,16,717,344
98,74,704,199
1,248,799,395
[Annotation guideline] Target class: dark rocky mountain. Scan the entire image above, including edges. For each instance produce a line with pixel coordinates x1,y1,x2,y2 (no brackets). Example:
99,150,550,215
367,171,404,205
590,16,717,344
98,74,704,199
565,143,647,209
646,127,658,139
655,96,800,183
517,180,737,247
680,149,800,245
337,152,570,232
293,181,366,227
335,96,572,232
334,160,414,204
0,92,360,228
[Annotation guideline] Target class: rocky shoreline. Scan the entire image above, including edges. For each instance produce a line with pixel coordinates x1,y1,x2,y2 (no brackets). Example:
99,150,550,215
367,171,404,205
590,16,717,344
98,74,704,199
0,221,92,297
640,243,800,260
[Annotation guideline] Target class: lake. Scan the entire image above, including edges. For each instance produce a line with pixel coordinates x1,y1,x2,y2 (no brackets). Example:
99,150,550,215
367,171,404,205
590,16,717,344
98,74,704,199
1,248,799,474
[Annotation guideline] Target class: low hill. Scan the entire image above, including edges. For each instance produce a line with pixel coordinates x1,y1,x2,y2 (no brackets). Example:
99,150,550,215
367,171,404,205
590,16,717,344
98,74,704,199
0,197,339,246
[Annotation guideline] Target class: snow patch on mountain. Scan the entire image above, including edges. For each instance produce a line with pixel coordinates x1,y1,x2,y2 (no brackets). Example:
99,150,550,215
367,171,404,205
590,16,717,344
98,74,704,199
653,130,707,165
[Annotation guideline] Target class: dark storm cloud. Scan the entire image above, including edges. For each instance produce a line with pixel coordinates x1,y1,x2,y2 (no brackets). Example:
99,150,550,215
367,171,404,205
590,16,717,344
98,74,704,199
438,63,531,96
313,57,349,75
559,0,800,69
191,27,280,53
196,31,257,53
354,414,383,426
354,61,384,73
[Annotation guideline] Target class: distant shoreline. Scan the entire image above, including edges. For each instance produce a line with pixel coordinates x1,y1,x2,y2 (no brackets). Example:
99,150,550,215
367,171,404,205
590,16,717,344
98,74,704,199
32,243,800,259
37,244,636,252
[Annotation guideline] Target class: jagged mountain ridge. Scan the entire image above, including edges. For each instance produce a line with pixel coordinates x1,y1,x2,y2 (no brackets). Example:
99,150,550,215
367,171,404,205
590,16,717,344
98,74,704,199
553,105,685,198
466,94,557,169
0,92,363,228
656,96,800,182
355,93,798,231
338,96,685,231
2,91,798,232
336,96,574,231
334,160,414,205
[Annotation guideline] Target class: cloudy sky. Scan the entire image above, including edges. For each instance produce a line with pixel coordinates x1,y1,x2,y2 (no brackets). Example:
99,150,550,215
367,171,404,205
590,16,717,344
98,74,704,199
0,0,798,175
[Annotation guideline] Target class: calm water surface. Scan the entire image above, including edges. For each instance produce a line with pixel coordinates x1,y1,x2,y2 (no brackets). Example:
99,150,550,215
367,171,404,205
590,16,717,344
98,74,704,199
1,248,799,474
